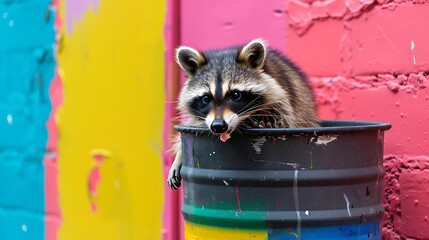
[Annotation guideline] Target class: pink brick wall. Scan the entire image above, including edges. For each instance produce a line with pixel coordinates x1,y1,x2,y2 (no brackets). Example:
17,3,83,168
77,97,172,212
174,0,429,239
285,1,429,239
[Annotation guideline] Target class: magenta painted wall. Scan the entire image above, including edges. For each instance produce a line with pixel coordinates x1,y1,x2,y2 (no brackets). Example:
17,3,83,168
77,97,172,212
164,0,181,239
171,0,429,239
180,0,287,51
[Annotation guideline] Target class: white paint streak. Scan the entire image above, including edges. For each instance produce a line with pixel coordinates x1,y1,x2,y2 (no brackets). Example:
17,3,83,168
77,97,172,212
293,170,301,239
287,163,300,169
343,193,352,217
411,40,416,65
314,134,338,146
251,137,266,154
6,114,13,125
223,180,229,186
22,224,27,232
252,159,299,169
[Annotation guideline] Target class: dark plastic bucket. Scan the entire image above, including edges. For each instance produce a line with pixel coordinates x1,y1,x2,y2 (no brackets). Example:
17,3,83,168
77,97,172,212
176,120,391,240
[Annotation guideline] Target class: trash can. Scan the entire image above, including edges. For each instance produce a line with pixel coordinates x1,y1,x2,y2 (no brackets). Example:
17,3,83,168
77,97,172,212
176,120,391,240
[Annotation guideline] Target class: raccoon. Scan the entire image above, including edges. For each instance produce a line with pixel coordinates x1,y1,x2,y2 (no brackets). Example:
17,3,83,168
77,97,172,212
168,39,319,189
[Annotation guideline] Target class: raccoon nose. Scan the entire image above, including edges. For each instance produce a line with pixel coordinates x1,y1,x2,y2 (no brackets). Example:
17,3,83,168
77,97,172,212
210,120,228,133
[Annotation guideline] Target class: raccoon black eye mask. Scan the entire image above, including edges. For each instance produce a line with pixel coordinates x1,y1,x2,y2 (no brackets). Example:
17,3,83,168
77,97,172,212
167,38,319,189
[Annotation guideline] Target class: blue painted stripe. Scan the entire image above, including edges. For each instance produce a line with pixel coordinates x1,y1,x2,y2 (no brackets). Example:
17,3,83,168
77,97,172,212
268,221,381,240
0,0,55,239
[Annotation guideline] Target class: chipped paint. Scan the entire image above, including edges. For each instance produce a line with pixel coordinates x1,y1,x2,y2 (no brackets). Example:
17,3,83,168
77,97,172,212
88,150,110,212
411,40,417,65
251,136,267,154
64,0,99,33
286,0,383,34
313,73,429,96
312,134,339,146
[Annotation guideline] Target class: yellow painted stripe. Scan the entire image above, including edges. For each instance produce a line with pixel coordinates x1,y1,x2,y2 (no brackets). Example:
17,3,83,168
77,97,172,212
185,222,268,240
57,0,165,239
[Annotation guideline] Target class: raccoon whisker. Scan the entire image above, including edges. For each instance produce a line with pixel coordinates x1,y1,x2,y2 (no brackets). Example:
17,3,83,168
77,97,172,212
239,123,256,130
187,110,208,120
172,114,206,122
238,107,278,119
235,96,265,114
243,100,283,114
237,102,277,116
245,109,280,116
240,98,285,113
233,128,244,134
172,113,191,118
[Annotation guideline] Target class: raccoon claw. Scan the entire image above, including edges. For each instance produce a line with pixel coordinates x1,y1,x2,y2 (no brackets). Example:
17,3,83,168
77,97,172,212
167,167,182,190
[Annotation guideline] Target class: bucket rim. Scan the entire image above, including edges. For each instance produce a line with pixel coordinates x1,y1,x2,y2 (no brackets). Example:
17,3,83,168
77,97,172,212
174,120,391,135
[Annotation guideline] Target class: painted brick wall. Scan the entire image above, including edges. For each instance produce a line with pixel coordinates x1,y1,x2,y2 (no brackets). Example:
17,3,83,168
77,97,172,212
57,0,165,239
0,0,56,239
285,0,429,239
1,0,166,239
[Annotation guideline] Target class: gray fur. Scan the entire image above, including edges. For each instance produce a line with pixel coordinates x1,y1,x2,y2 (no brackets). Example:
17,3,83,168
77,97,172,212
168,39,319,189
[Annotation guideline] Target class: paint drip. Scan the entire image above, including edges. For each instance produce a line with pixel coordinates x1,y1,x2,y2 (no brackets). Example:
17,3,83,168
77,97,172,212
235,180,242,216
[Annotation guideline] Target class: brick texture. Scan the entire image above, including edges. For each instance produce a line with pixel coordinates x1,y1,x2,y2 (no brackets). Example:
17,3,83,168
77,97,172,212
286,0,429,239
0,0,55,239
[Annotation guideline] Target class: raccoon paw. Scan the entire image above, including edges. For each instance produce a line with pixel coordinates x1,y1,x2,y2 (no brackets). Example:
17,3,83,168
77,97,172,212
167,165,182,190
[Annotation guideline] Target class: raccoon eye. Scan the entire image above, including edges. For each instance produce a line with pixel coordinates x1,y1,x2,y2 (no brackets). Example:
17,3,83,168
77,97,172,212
230,91,242,101
201,95,211,104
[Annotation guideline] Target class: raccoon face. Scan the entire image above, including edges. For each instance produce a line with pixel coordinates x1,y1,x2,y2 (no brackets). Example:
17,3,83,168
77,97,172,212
189,89,264,133
176,39,271,134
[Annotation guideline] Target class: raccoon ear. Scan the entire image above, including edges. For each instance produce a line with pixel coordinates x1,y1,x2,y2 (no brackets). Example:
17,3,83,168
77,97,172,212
237,39,267,71
175,46,206,77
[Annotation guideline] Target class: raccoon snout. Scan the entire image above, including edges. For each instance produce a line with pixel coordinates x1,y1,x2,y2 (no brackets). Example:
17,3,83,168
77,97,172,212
210,120,228,133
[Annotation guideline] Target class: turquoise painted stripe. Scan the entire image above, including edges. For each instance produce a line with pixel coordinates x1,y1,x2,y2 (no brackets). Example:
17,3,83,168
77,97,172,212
0,0,55,239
